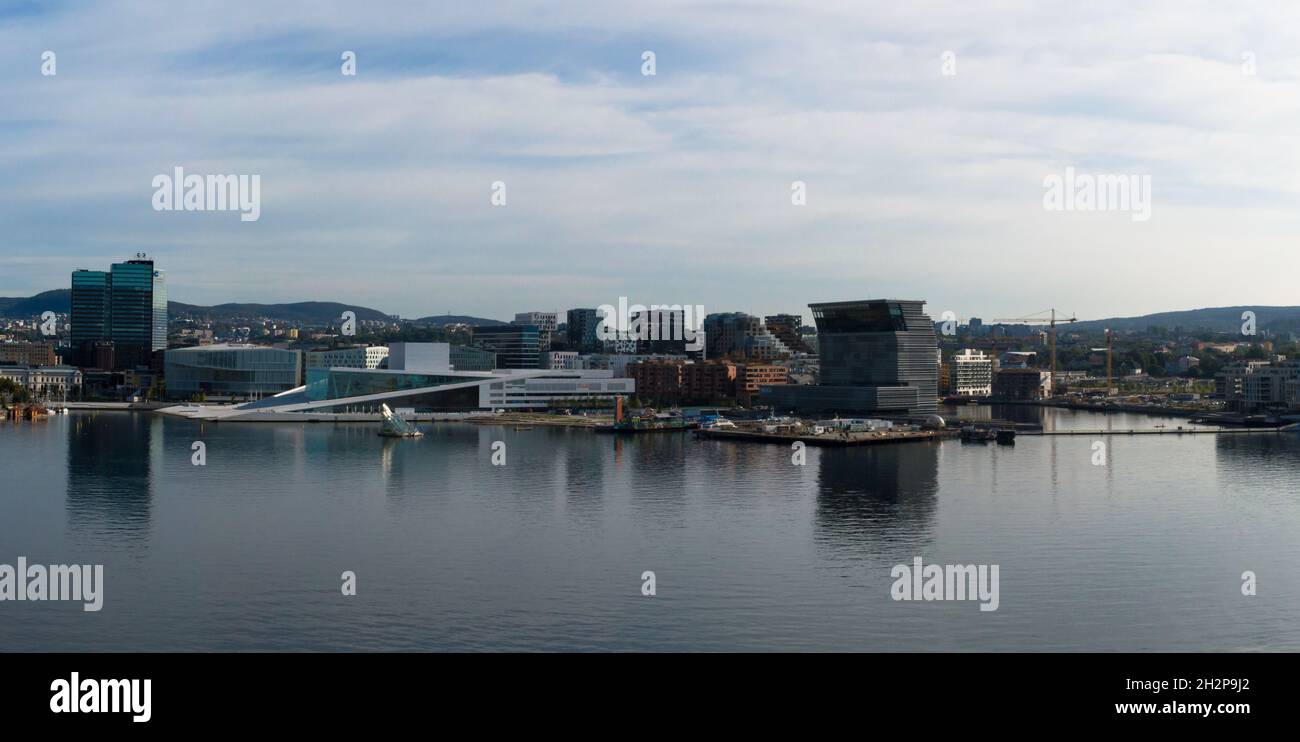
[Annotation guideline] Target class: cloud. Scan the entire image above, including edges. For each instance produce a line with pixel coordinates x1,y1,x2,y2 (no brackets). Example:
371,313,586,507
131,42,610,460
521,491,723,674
1,1,1298,321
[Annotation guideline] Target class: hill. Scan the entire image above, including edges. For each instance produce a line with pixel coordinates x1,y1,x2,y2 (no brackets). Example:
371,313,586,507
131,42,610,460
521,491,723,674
168,301,392,323
0,289,503,325
0,289,71,317
1071,306,1300,334
411,314,505,326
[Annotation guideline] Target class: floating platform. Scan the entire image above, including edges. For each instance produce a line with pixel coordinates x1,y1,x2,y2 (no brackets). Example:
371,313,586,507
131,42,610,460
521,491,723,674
594,420,695,434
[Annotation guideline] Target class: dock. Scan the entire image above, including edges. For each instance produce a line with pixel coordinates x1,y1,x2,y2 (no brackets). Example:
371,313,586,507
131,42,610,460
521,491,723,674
694,428,947,447
1023,427,1286,436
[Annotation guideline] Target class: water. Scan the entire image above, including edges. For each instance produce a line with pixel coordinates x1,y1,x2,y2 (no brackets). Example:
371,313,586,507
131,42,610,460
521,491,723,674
2,407,1298,651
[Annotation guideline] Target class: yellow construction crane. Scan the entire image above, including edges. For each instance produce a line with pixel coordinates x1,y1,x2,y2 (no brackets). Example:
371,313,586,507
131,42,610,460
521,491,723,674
991,309,1079,396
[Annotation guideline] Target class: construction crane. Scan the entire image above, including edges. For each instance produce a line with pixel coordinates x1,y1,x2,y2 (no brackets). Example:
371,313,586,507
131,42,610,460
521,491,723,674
991,309,1079,396
1106,328,1114,395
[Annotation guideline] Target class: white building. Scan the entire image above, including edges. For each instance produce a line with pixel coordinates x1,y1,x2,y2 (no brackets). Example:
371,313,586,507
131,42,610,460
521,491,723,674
951,349,993,397
167,343,634,419
0,365,83,397
305,345,389,370
569,353,688,376
542,351,578,370
1215,358,1300,414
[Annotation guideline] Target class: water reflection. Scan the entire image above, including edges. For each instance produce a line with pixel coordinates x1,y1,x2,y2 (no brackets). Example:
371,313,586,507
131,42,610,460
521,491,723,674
66,412,155,545
1215,432,1300,471
814,441,940,555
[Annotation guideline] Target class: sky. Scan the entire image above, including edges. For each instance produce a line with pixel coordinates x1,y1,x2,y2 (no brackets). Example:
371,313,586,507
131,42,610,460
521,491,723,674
2,1,1299,324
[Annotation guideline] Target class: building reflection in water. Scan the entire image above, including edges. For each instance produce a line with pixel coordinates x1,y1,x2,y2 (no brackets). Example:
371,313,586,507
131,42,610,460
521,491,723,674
1215,433,1300,472
66,412,156,545
814,441,940,557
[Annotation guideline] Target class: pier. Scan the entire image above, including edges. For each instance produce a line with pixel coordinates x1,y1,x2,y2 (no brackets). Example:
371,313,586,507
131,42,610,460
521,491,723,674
694,428,947,447
1023,427,1286,436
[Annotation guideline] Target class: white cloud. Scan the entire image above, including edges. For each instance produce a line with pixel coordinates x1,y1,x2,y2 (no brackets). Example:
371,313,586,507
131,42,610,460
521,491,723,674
1,1,1298,320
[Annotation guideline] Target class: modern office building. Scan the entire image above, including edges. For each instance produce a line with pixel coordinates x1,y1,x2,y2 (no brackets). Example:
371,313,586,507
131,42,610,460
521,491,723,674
950,348,994,397
761,299,938,418
70,257,167,370
566,308,601,353
305,345,389,370
450,344,496,371
704,312,792,360
168,343,634,418
110,258,167,368
70,269,111,366
630,307,689,355
992,368,1051,400
473,325,540,369
164,344,302,400
513,312,557,351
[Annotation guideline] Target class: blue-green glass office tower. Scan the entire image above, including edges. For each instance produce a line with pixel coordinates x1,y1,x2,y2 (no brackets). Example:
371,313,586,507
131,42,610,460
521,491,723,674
70,258,167,369
70,270,111,366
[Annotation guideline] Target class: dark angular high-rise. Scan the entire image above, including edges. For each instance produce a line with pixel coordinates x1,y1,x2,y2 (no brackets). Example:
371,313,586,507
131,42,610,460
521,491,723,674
472,325,540,369
70,257,167,370
566,308,601,353
761,299,938,418
631,307,687,355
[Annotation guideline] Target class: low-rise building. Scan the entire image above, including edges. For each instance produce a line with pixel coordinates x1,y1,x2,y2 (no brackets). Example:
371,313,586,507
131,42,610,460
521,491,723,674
1215,358,1300,413
736,363,789,406
0,341,59,367
0,365,82,398
627,359,788,405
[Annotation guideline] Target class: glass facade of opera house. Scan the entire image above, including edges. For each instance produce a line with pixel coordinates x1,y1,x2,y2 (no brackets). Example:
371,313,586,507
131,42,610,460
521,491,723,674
305,368,471,402
165,344,301,399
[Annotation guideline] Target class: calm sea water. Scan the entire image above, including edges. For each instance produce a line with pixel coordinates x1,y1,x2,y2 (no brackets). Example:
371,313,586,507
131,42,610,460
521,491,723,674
2,407,1298,651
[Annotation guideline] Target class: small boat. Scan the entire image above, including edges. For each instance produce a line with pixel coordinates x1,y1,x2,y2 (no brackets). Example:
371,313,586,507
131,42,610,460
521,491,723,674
378,404,423,438
960,425,995,442
698,414,737,430
995,429,1016,445
514,426,534,431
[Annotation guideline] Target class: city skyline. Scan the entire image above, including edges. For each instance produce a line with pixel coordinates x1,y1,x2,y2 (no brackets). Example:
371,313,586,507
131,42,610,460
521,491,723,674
4,2,1300,321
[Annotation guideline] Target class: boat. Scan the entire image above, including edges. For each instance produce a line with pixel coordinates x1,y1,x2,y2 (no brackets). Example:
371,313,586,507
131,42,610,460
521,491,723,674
698,414,737,430
960,425,995,442
995,429,1016,445
378,404,423,438
514,426,534,431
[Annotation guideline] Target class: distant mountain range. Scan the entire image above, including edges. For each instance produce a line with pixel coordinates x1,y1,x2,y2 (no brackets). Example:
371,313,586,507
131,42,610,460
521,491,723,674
3,288,1294,333
1071,306,1300,334
0,289,501,325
